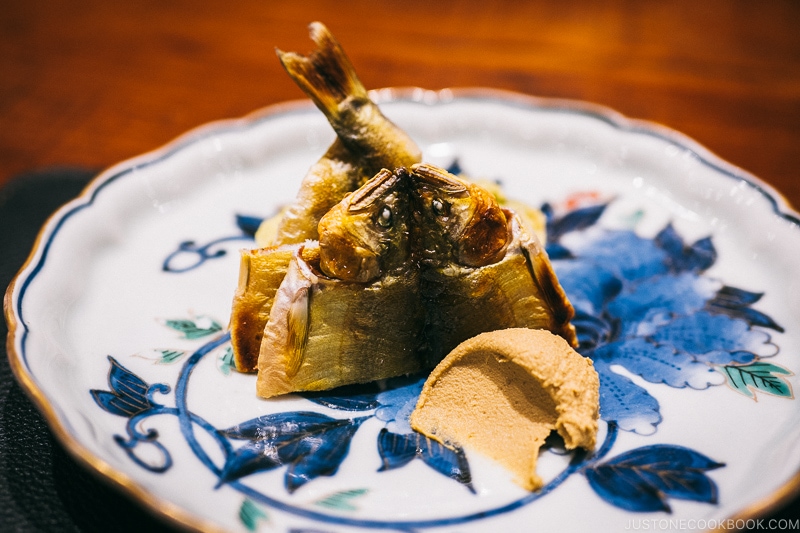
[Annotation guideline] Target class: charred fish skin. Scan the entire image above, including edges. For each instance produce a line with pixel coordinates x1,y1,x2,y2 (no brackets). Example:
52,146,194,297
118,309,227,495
256,253,426,398
257,169,425,398
409,163,577,356
270,22,421,246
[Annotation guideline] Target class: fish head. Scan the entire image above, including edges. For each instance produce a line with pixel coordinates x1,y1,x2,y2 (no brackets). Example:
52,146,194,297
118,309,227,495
410,163,510,267
318,168,411,282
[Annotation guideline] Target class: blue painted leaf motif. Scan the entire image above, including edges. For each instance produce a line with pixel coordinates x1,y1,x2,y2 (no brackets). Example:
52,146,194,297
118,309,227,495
590,358,662,434
164,316,222,339
90,356,162,417
649,312,773,363
554,260,622,316
592,338,721,390
706,286,784,332
374,376,426,433
445,159,463,176
570,310,616,350
301,382,383,411
236,214,264,237
712,285,762,306
586,444,724,513
554,208,793,437
219,412,368,492
606,273,720,337
544,202,608,243
720,362,794,400
377,429,474,493
544,241,573,259
654,224,716,273
565,229,670,283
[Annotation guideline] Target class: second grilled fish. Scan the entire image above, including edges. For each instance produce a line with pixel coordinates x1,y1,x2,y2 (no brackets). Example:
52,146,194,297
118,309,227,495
256,169,426,398
409,163,577,359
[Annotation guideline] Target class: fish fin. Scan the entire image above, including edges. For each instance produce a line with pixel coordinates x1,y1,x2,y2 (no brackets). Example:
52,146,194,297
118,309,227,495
522,238,578,347
285,286,310,377
276,22,368,121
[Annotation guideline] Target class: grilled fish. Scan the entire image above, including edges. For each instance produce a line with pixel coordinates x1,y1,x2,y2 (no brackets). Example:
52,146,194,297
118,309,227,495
409,163,577,358
231,22,421,371
231,23,580,395
256,169,425,398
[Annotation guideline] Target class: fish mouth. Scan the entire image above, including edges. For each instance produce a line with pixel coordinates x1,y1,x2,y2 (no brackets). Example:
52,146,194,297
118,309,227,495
319,230,382,282
409,163,469,197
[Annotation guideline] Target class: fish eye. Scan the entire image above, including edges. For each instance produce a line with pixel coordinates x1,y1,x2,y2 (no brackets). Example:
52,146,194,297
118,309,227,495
432,198,449,217
377,206,393,228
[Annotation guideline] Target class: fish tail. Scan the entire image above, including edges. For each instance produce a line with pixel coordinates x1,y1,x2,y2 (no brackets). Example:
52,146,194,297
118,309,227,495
285,285,310,377
277,22,368,121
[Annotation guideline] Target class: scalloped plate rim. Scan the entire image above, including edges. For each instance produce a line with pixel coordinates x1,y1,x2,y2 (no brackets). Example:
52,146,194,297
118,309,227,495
5,87,800,532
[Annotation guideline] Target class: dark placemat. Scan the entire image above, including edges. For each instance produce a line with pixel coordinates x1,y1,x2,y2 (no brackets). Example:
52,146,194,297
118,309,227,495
0,168,177,532
1,168,798,533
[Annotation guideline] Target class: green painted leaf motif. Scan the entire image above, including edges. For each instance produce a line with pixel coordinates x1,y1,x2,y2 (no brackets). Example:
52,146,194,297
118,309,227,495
164,316,222,339
314,488,369,511
720,362,794,400
218,346,236,376
156,349,186,365
619,209,645,230
238,498,267,531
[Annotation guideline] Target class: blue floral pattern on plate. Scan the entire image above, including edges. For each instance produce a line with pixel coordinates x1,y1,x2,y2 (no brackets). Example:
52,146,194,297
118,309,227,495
91,181,793,529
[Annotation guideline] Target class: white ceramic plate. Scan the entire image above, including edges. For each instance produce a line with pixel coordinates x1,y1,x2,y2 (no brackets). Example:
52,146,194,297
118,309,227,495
7,89,800,532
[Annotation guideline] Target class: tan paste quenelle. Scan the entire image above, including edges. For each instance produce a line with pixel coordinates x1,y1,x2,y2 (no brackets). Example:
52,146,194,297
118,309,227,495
410,327,600,491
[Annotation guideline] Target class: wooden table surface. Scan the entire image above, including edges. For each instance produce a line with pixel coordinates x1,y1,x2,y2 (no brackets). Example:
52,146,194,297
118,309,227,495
2,0,799,209
1,0,800,529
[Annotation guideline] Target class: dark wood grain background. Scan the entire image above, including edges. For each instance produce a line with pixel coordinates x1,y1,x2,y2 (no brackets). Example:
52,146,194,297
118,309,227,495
1,0,799,530
2,0,799,208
